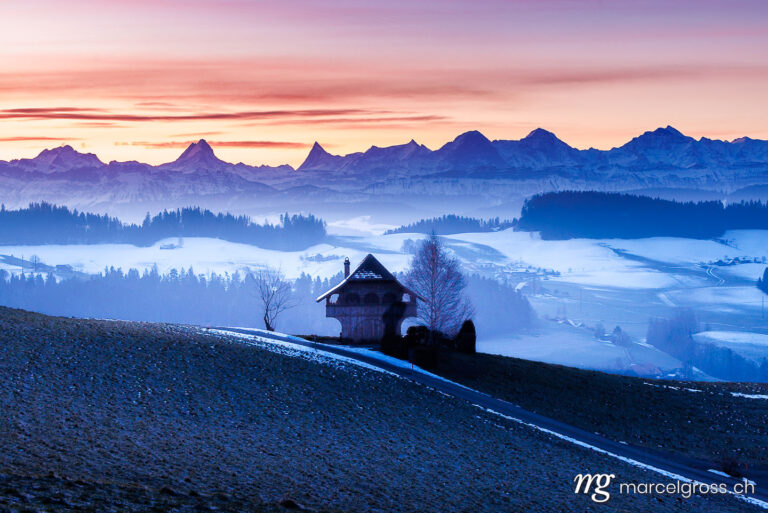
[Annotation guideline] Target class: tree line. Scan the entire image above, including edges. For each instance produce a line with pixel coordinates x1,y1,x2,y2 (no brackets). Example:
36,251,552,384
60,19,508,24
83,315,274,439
385,215,515,235
0,203,326,250
516,191,768,239
0,265,533,338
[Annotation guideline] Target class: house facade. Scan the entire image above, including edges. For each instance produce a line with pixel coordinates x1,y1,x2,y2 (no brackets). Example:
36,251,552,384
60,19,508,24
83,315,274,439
316,254,420,342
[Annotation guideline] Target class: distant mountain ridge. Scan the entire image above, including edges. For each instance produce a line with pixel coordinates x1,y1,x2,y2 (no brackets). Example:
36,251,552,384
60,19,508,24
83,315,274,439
1,127,767,218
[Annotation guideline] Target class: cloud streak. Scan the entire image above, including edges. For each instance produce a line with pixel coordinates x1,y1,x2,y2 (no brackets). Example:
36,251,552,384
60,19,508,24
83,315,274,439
0,136,82,142
0,107,378,122
121,140,310,149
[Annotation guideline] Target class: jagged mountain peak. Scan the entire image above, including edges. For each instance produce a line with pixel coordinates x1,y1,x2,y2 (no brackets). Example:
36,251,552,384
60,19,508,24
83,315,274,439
176,139,216,160
162,139,228,170
298,141,340,171
310,141,331,154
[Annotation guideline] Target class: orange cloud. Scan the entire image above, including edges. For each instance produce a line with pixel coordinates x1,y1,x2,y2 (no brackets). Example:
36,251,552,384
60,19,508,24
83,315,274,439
120,140,310,149
0,107,381,122
0,136,82,142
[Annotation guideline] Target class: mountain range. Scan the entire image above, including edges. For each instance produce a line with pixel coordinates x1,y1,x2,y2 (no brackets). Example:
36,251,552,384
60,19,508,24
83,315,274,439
1,126,767,220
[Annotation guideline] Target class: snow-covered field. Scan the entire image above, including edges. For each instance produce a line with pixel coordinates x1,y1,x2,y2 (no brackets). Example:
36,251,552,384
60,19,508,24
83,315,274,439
479,323,680,373
0,238,410,281
694,331,768,361
696,331,768,346
2,225,767,377
2,227,764,287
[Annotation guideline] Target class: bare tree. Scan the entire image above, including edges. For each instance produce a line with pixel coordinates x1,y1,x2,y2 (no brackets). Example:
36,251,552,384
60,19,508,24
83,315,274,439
405,233,474,338
29,255,41,273
253,267,295,331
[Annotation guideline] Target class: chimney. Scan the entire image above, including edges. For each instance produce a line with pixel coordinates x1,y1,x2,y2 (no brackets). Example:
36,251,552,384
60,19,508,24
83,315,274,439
344,257,350,278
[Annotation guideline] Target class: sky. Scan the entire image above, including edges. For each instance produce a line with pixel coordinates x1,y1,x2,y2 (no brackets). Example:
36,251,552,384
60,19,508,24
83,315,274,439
1,0,767,167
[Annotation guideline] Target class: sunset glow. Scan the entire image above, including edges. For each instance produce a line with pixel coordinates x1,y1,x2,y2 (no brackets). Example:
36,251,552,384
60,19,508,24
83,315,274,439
1,0,767,166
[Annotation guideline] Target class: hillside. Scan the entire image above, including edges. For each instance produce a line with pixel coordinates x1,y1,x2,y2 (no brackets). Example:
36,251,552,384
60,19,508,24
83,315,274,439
0,307,761,512
432,351,768,475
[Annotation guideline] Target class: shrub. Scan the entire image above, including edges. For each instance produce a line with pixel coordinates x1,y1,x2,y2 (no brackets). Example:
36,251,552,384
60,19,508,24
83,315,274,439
454,320,476,354
410,345,439,370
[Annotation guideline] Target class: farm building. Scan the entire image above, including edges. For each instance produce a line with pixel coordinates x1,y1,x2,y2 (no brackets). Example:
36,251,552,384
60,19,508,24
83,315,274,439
316,254,420,342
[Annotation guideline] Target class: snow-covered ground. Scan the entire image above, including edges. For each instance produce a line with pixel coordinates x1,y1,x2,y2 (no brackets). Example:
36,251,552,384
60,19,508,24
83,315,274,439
2,229,764,287
2,227,767,377
694,331,768,361
0,238,410,281
479,322,681,375
695,331,768,346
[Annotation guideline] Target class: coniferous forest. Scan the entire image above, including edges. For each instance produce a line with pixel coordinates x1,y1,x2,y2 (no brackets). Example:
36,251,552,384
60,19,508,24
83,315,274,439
0,203,326,250
0,267,534,337
517,191,768,239
385,215,515,235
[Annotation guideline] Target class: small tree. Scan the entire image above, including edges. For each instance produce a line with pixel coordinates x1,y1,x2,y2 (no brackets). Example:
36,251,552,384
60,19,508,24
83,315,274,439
758,267,768,294
405,233,473,338
253,267,294,331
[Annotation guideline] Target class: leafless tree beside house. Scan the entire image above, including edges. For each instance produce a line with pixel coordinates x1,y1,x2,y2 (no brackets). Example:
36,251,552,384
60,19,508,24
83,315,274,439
405,232,473,338
253,267,295,331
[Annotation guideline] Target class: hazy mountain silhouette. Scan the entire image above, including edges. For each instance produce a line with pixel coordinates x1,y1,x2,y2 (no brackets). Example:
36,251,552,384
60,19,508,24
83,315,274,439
1,128,768,217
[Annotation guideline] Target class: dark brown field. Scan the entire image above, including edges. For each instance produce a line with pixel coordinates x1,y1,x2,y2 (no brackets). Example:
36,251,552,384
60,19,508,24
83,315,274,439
0,307,762,512
432,350,768,477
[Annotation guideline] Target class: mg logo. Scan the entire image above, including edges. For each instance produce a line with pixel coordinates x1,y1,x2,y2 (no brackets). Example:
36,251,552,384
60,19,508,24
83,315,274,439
573,473,616,503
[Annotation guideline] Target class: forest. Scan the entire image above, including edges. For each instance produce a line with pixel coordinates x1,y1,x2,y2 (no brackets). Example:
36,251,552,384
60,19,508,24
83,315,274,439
516,191,768,239
0,268,534,338
0,203,326,250
385,215,515,235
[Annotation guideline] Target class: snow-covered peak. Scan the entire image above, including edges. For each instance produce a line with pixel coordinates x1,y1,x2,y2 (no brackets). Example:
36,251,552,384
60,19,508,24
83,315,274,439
33,145,104,170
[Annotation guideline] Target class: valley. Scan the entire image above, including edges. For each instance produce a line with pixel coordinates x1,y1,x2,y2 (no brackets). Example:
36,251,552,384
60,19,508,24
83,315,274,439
3,222,766,380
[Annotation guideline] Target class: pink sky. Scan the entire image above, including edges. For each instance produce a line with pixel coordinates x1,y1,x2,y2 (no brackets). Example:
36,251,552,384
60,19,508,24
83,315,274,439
1,0,766,166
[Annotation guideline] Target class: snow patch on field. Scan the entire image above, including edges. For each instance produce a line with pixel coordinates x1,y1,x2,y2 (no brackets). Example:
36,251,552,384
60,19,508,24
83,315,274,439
336,345,473,388
207,328,399,377
731,393,768,400
643,382,702,393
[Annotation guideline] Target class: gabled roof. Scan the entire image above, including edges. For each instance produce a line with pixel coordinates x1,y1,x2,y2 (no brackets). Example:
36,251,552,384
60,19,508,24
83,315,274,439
316,254,422,302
